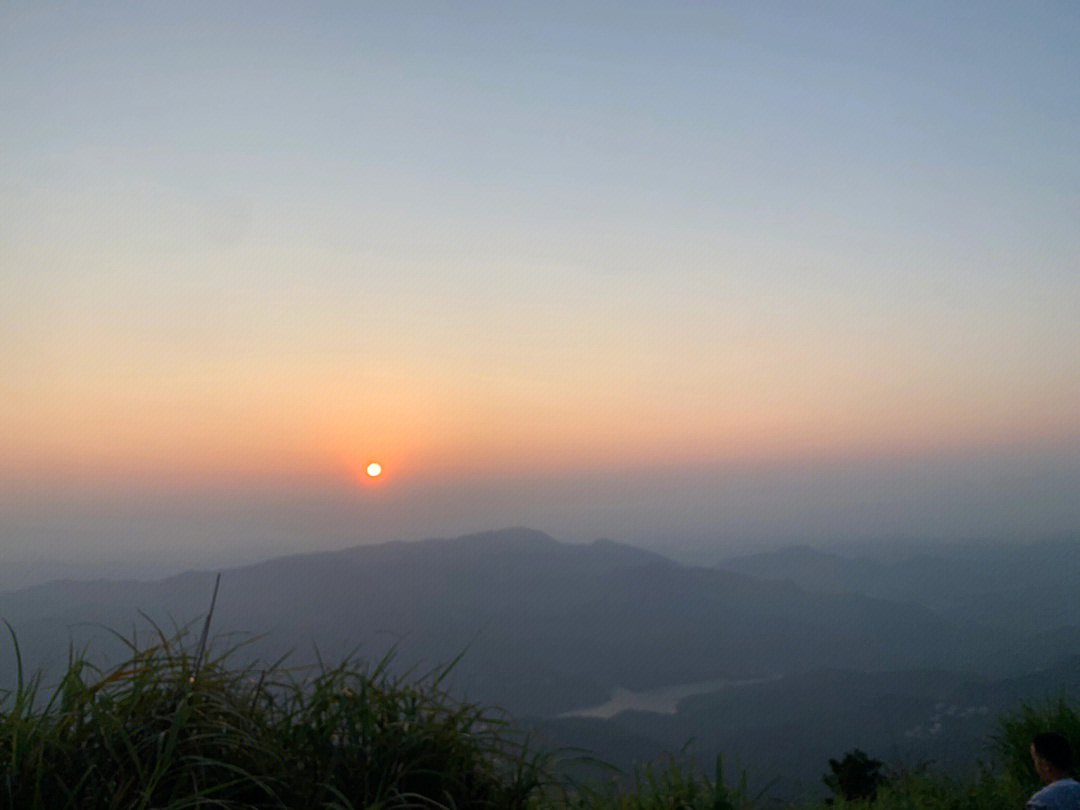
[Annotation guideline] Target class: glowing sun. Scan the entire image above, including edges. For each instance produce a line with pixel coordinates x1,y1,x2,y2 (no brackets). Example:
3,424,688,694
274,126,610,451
366,462,382,478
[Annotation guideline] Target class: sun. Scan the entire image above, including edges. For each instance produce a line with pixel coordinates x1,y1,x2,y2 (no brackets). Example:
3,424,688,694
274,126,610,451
366,462,382,478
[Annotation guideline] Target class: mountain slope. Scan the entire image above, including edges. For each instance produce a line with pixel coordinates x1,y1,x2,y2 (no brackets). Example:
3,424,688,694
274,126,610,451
0,528,970,715
717,536,1080,634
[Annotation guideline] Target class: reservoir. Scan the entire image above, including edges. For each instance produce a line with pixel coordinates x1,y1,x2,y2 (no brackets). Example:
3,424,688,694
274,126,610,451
559,676,775,720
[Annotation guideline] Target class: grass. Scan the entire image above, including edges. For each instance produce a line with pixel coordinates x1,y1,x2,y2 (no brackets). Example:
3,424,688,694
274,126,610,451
0,617,1074,810
549,754,767,810
806,697,1080,810
0,619,551,810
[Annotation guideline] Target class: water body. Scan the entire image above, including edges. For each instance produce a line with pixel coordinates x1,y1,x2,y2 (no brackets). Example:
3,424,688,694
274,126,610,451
560,676,776,720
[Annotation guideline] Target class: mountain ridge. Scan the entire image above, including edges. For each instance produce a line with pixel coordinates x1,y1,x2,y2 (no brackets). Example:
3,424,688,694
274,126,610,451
0,527,971,716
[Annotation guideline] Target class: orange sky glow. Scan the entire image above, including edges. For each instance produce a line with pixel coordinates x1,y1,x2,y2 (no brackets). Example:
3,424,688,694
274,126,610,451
3,3,1079,567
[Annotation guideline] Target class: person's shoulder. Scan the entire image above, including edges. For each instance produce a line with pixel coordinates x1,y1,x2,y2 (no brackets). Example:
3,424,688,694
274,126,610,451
1027,779,1080,810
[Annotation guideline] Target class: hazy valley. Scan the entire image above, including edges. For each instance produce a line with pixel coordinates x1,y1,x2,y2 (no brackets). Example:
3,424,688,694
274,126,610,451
3,527,1078,798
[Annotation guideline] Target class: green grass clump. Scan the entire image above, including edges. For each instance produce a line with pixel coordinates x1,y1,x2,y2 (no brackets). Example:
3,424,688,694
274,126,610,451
0,625,549,810
552,755,764,810
820,771,1028,810
805,698,1080,810
993,699,1080,787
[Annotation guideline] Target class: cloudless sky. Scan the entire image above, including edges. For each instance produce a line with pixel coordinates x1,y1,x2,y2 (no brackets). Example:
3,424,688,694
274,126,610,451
2,2,1078,573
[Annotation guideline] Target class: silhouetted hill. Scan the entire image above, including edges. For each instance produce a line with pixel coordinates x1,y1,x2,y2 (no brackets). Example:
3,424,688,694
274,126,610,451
1,528,968,716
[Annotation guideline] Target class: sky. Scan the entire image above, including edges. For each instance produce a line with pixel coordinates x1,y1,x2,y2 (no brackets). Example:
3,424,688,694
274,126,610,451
2,2,1078,576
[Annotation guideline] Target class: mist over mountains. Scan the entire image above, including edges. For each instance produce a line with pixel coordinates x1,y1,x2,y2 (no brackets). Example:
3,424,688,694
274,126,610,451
1,527,1078,798
717,537,1080,672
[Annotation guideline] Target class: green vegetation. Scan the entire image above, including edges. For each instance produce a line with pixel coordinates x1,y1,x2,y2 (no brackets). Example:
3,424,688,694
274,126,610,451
822,750,887,803
0,622,550,810
0,622,1075,810
808,706,1080,810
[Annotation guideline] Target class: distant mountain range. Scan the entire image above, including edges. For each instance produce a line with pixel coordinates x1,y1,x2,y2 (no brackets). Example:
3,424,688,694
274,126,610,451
0,528,970,714
719,537,1080,613
716,536,1080,671
2,528,1078,798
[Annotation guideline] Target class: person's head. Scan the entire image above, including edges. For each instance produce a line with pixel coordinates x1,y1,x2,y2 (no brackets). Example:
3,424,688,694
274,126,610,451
1031,733,1074,782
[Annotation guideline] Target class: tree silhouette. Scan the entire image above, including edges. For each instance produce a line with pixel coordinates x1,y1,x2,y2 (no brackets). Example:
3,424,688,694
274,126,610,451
823,749,888,802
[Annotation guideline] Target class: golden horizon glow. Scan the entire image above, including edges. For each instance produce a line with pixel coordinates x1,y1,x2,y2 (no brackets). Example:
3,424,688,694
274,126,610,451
5,197,1079,489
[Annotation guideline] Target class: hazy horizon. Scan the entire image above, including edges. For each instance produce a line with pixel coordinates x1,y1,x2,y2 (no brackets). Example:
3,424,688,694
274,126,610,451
3,2,1078,581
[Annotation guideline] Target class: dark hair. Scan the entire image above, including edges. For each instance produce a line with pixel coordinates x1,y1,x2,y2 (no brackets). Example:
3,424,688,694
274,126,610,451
1033,733,1074,773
